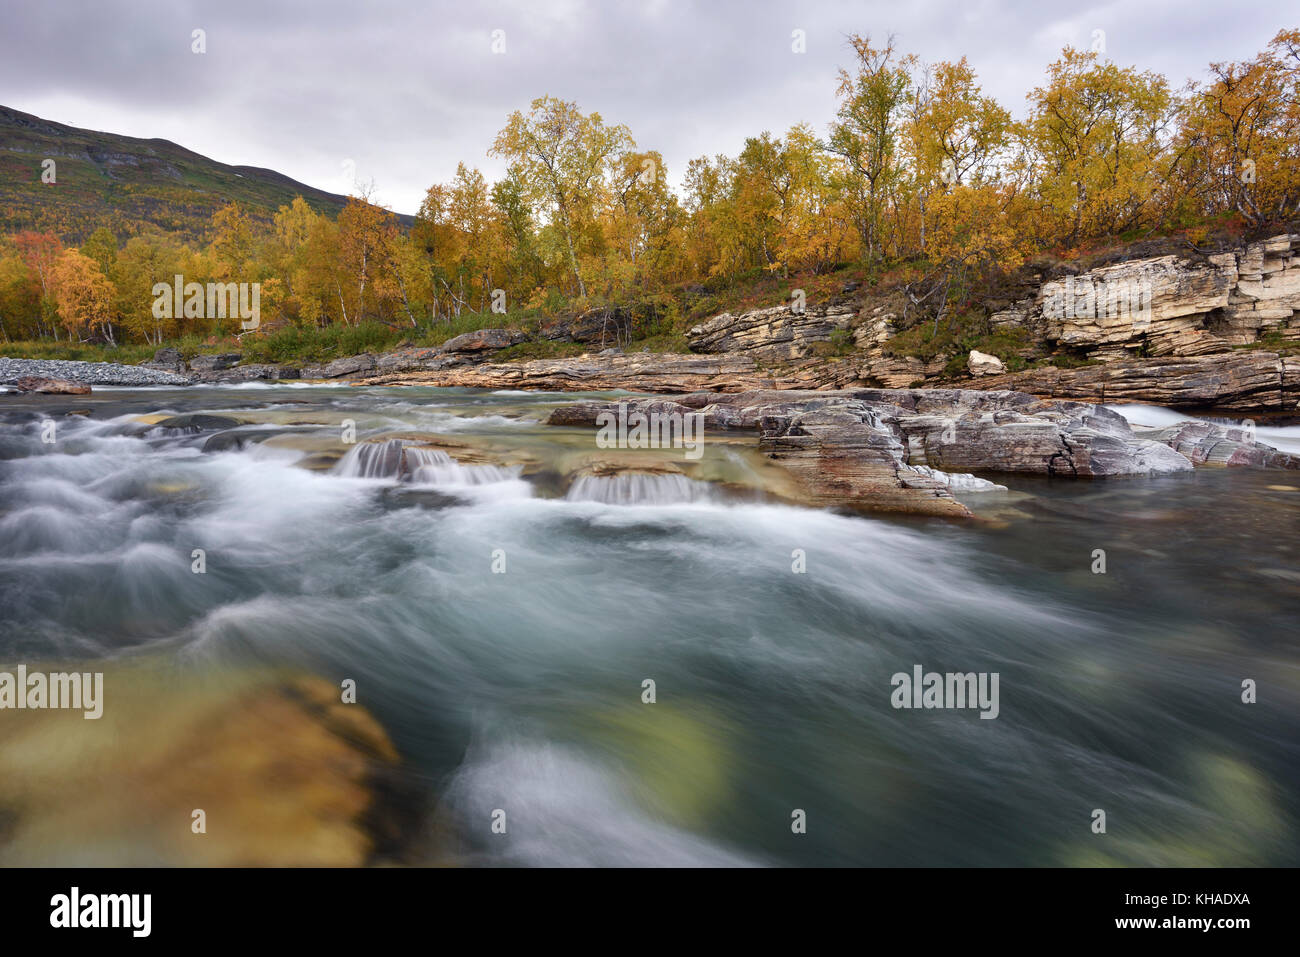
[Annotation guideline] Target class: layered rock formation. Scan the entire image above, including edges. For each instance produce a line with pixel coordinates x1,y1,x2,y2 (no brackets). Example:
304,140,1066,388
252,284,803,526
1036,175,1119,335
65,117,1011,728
1141,418,1299,470
967,351,1298,413
540,307,640,346
360,351,765,393
990,234,1300,360
661,234,1300,408
687,300,857,362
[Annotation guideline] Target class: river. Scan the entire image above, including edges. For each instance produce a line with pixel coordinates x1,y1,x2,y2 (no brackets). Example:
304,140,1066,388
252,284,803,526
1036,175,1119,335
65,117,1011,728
1,384,1296,866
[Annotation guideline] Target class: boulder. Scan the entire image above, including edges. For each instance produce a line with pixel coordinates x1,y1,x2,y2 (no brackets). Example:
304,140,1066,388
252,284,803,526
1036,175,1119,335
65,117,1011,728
141,346,186,373
188,352,242,373
321,354,377,378
967,350,1005,376
757,403,971,516
13,376,91,395
439,328,528,358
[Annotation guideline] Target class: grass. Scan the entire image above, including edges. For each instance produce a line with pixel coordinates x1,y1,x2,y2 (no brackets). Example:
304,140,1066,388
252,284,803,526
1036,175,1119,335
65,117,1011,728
1231,331,1300,356
240,323,407,364
1036,353,1102,369
492,341,588,361
0,340,157,364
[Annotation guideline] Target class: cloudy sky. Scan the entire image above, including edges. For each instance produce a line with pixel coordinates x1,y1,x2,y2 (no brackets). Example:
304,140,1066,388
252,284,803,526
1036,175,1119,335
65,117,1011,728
1,0,1293,215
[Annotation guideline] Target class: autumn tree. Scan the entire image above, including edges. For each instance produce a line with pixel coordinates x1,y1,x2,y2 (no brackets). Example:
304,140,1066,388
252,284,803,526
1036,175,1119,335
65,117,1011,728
0,247,37,341
81,227,119,275
827,34,913,259
13,230,62,338
337,188,400,324
1024,48,1175,245
904,58,1012,252
113,236,186,343
490,96,633,298
602,149,684,294
1175,29,1300,225
209,203,255,279
50,249,117,343
490,165,544,304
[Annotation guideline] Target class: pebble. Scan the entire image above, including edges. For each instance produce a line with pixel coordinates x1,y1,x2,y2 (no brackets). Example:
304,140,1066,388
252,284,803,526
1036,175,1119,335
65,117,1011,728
0,357,191,387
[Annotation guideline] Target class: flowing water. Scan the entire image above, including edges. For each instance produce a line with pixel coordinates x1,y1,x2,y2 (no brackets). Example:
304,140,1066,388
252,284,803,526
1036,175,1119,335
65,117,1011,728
1,384,1297,866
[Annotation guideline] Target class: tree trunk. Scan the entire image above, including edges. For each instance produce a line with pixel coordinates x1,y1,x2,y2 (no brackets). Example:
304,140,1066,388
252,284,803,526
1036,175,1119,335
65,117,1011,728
557,203,585,298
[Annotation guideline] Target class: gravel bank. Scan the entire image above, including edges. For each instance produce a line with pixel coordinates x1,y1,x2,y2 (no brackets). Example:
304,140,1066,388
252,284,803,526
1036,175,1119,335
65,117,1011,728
0,357,192,387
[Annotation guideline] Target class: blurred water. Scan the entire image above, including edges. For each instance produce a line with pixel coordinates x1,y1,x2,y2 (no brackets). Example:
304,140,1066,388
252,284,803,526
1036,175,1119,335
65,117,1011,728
1,385,1296,866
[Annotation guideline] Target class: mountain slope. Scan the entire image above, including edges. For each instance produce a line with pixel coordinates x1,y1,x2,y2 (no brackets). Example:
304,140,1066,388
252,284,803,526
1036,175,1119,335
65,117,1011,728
0,105,366,243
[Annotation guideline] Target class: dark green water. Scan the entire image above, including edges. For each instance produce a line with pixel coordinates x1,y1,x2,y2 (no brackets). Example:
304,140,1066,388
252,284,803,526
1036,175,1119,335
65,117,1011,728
1,384,1296,866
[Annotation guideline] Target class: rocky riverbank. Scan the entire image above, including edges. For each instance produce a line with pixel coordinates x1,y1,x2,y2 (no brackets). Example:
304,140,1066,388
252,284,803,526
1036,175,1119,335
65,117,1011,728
6,233,1299,420
355,232,1300,412
0,357,190,389
546,388,1298,517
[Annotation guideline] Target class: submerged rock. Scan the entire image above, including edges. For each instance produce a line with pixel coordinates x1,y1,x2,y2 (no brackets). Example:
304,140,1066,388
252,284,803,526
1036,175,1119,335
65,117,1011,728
153,413,243,433
201,426,299,452
0,663,418,866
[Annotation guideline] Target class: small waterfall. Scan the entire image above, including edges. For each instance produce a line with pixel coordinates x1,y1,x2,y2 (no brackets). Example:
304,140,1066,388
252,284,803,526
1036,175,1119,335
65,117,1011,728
565,472,715,505
406,447,521,487
333,439,408,478
333,439,521,486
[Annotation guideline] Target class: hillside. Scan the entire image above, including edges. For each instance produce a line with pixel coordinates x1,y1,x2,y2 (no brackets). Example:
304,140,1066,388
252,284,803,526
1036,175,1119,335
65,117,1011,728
0,104,363,243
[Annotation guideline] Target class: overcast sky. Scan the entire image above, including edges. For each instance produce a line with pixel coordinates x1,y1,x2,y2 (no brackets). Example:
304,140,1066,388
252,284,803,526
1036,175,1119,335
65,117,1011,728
1,0,1293,215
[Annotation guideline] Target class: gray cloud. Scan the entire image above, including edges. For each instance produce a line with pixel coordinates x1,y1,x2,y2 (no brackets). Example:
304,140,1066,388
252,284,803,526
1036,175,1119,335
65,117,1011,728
1,0,1293,214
